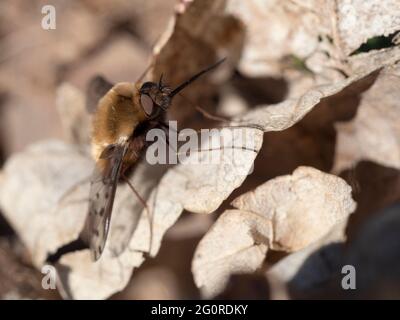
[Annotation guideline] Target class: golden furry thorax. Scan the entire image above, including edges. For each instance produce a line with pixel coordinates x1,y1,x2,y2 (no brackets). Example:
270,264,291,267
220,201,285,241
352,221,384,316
91,82,146,161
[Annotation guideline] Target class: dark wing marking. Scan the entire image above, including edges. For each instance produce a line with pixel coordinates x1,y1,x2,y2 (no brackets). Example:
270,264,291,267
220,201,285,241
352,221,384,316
86,75,114,113
81,144,128,261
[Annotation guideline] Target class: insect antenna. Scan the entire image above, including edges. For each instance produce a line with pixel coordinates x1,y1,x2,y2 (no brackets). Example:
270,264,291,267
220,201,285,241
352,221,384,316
159,73,164,88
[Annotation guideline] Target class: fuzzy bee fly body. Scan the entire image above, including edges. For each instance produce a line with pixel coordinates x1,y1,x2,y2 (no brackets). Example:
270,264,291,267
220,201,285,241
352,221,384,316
82,58,226,261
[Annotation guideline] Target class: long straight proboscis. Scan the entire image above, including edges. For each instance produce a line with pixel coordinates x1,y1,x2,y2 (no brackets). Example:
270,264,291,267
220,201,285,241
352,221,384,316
169,57,226,98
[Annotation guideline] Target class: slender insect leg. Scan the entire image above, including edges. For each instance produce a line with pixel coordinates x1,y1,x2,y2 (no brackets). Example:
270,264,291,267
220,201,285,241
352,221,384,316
122,175,149,210
121,175,153,254
178,92,231,123
175,145,259,157
160,118,263,137
177,92,265,132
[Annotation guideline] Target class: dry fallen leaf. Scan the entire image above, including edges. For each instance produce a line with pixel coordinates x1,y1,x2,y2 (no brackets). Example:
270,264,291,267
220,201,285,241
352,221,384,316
1,0,400,301
348,46,400,75
225,0,322,77
0,128,263,299
0,139,165,299
55,160,165,300
223,0,400,83
1,49,396,298
336,0,400,55
192,166,356,298
234,54,398,131
192,209,271,298
55,54,392,298
127,127,264,256
56,124,263,298
0,141,92,267
333,60,400,173
158,0,336,91
233,166,356,251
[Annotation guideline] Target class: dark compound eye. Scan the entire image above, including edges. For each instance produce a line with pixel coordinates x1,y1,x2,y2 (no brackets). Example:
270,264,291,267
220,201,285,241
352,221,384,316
139,81,156,94
140,94,154,116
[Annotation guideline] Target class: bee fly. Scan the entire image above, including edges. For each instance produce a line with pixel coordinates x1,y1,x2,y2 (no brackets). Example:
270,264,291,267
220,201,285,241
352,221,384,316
80,58,227,261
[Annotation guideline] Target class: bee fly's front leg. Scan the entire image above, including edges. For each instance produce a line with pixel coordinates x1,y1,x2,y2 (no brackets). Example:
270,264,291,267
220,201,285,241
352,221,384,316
121,174,149,211
121,171,153,256
122,133,154,254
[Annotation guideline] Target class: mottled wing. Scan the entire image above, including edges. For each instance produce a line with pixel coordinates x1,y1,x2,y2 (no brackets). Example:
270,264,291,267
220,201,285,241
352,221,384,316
86,75,114,113
82,144,128,261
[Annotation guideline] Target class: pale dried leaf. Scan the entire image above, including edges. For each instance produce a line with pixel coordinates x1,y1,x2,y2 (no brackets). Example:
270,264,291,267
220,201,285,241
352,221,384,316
348,46,400,75
337,0,400,55
129,127,264,258
54,158,166,299
192,209,271,298
232,166,356,251
154,0,400,97
234,59,396,131
225,0,322,77
0,141,91,267
0,125,263,299
56,250,144,300
217,0,400,81
333,61,400,173
52,160,164,300
4,0,399,301
56,126,262,299
193,167,355,297
0,141,161,299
